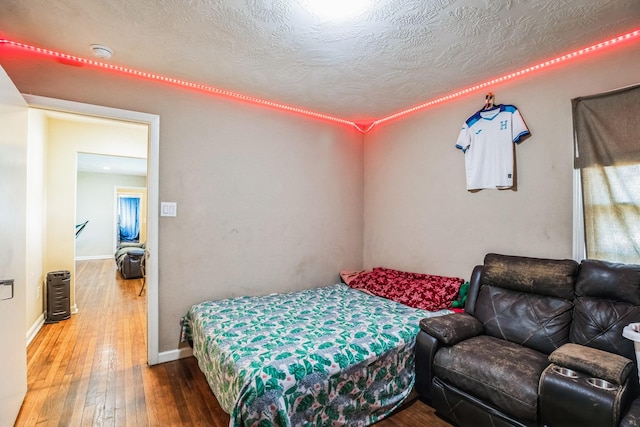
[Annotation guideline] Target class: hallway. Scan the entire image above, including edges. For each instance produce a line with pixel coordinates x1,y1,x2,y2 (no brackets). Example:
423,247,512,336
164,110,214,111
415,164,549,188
15,259,228,426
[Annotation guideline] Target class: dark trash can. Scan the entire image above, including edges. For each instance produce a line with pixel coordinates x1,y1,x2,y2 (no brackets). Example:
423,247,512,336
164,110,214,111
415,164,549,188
46,270,71,323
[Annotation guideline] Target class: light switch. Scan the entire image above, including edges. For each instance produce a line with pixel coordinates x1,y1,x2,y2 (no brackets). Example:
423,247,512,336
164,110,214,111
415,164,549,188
161,202,177,217
0,279,14,301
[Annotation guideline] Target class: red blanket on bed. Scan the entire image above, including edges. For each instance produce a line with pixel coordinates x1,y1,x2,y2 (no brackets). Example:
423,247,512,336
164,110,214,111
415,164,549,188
343,267,464,312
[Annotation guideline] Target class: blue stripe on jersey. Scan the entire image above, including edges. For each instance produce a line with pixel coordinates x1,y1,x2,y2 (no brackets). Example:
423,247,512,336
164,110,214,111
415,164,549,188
467,115,481,127
514,130,530,143
465,104,519,127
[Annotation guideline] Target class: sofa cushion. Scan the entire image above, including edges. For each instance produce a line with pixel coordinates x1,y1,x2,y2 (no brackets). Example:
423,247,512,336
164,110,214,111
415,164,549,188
571,297,640,361
482,253,578,300
433,335,549,423
115,247,145,261
576,259,640,305
475,285,574,354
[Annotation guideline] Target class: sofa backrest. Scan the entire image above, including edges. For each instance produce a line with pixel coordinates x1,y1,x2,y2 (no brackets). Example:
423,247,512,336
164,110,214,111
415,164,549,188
473,253,579,354
571,259,640,362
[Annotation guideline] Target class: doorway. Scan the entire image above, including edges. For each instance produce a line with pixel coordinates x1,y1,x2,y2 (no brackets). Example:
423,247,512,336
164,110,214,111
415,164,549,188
118,195,142,244
25,94,160,365
76,153,148,260
117,191,146,246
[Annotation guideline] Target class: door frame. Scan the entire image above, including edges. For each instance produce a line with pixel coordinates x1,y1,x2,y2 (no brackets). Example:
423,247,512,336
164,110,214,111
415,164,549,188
0,65,28,427
24,94,161,365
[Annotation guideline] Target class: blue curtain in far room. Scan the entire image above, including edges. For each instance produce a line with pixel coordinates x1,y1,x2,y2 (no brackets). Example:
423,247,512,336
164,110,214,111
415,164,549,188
119,197,140,242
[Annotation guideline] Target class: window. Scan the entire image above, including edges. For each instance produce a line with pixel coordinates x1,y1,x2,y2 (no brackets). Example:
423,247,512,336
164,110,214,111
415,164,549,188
118,195,141,243
573,85,640,264
579,164,640,263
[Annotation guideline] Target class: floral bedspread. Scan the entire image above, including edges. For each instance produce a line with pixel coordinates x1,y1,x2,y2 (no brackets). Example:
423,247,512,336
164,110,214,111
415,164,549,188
182,283,451,427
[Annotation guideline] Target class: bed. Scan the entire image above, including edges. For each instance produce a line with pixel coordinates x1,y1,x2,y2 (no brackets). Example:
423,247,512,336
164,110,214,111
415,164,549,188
182,278,458,426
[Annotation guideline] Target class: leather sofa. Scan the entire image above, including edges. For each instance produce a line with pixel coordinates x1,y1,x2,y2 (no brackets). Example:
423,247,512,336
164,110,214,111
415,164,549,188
115,242,145,279
416,253,640,427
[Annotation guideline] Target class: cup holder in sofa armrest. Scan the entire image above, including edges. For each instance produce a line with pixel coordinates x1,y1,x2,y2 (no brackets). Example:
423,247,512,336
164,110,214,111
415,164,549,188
549,343,633,386
540,363,627,427
549,366,617,391
419,313,484,346
545,365,620,392
552,366,578,379
588,378,617,391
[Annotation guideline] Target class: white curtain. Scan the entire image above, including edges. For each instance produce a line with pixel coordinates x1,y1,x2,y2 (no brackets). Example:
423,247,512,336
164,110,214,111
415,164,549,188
573,85,640,263
119,197,140,242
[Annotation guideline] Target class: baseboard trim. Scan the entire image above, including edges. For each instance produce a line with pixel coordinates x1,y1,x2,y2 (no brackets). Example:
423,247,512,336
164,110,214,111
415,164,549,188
26,313,45,346
157,347,193,364
75,255,113,261
71,304,78,314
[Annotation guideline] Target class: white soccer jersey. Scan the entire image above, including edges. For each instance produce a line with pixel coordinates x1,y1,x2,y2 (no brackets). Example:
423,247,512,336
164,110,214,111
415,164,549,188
455,104,530,190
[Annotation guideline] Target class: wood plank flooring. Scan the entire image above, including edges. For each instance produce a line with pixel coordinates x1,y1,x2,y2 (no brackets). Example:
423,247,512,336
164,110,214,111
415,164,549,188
15,259,452,426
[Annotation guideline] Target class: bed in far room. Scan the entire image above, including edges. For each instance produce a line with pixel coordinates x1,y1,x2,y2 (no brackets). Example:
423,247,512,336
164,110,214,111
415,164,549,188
182,273,462,427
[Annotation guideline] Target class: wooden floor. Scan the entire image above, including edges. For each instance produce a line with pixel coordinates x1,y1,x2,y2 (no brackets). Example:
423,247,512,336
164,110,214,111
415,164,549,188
15,259,452,426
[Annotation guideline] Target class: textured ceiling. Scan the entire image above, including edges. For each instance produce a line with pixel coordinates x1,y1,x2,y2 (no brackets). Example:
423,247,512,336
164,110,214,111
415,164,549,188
78,153,148,176
0,0,639,122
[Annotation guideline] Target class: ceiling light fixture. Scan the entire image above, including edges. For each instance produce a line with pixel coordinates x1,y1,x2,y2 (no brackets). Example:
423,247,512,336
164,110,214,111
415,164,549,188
0,28,638,134
301,0,371,21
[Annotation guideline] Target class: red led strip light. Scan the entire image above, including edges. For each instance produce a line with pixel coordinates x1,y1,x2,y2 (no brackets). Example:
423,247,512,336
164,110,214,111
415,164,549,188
1,28,639,134
0,38,359,130
364,28,640,133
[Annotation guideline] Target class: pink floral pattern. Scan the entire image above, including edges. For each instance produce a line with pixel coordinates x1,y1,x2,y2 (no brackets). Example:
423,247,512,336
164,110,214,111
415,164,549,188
347,267,464,311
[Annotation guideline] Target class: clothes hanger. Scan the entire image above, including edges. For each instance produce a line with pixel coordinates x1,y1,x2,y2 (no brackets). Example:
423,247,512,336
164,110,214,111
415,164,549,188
483,92,495,110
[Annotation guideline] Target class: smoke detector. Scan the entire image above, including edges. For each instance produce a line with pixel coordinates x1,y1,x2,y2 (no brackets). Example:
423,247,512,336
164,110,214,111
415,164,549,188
90,44,113,60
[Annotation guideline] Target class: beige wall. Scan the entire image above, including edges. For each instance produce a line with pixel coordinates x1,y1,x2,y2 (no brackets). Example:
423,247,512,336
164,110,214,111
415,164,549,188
7,39,637,356
155,98,364,352
363,42,640,279
76,172,147,258
26,109,47,332
45,117,148,312
2,52,365,353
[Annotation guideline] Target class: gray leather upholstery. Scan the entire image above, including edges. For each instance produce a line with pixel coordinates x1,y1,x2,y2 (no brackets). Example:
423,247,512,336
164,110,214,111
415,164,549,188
416,253,640,427
434,335,548,423
115,245,145,279
474,285,573,354
481,253,577,300
572,260,640,361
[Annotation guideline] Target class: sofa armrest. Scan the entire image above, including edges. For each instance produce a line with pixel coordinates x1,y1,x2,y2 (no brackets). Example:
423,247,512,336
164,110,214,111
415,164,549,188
463,265,483,316
550,343,634,385
541,345,636,427
419,313,483,346
415,330,440,402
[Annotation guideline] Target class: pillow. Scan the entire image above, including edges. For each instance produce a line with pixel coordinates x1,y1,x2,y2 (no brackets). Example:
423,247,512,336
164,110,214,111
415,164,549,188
339,270,369,285
347,267,464,311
